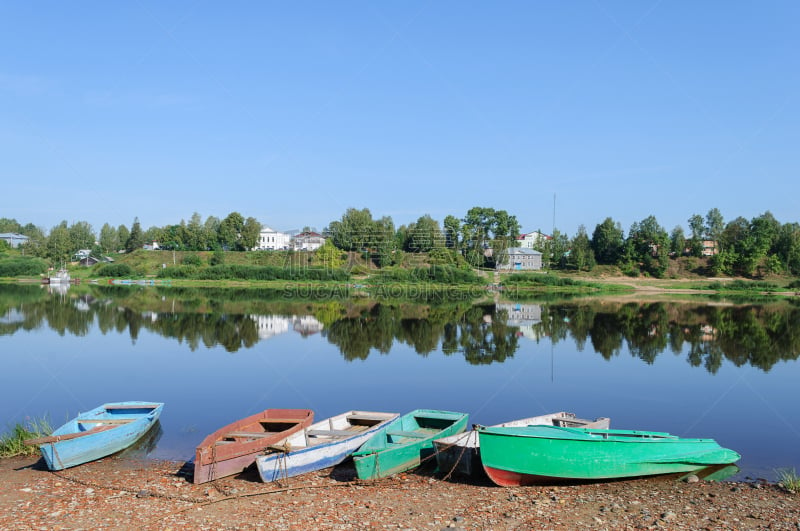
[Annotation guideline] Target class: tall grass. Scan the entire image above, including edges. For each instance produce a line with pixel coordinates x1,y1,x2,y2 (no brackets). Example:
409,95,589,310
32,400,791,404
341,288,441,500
0,417,52,457
777,468,800,494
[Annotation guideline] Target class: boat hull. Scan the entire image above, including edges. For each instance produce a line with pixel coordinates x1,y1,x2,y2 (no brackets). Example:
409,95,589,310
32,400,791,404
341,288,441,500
434,412,610,477
36,402,163,471
353,409,468,480
193,408,313,484
256,411,399,482
478,425,741,486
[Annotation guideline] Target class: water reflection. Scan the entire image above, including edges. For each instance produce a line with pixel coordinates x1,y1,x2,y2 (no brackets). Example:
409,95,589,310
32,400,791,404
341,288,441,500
1,285,799,372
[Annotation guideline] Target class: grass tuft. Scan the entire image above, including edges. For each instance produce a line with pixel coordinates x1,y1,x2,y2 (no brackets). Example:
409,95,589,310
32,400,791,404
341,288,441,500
0,417,53,457
777,468,800,494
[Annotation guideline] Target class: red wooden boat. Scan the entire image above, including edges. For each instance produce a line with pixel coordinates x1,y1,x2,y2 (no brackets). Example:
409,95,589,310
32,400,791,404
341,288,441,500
193,409,313,484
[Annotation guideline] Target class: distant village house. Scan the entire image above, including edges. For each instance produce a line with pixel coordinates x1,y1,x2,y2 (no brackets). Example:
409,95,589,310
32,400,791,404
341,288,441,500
516,231,552,249
0,233,29,248
496,247,543,271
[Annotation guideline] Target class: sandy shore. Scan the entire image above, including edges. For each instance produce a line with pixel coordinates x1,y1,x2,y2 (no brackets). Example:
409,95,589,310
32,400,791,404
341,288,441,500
1,455,798,530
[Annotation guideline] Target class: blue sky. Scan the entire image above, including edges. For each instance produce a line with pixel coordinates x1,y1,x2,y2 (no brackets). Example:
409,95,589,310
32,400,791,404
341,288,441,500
1,2,798,237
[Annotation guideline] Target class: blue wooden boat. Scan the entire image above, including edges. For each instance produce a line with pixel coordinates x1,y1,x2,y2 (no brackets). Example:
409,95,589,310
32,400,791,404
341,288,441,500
352,409,469,480
25,401,164,470
256,411,399,482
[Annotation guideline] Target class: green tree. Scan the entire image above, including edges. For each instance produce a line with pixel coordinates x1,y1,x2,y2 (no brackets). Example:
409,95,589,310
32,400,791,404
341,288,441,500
627,216,669,277
45,222,72,263
590,217,624,265
569,225,596,271
670,226,686,257
407,214,442,252
98,223,119,254
443,215,460,249
117,224,130,252
240,217,262,251
687,214,705,257
315,239,345,269
328,208,375,252
68,221,95,253
125,218,144,253
218,212,245,250
705,208,725,248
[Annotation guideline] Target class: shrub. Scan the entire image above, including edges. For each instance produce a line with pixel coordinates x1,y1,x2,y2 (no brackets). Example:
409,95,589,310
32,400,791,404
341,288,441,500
182,254,202,266
0,256,49,277
95,263,135,278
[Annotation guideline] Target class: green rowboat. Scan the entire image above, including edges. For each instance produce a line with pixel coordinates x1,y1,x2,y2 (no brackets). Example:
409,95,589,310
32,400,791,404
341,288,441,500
477,425,740,486
352,409,468,480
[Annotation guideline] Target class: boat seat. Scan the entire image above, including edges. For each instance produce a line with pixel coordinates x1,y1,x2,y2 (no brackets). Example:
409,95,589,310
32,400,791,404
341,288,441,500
77,418,135,424
346,414,389,422
260,418,307,423
106,404,161,409
306,429,353,437
386,430,426,438
224,431,272,438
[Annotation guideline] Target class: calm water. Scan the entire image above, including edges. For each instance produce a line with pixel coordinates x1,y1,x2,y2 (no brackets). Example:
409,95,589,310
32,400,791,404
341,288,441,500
1,283,799,481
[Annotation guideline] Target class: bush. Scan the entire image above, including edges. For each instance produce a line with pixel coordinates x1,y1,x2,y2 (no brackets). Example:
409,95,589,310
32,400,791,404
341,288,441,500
157,264,350,282
0,256,49,277
182,254,202,266
95,263,136,278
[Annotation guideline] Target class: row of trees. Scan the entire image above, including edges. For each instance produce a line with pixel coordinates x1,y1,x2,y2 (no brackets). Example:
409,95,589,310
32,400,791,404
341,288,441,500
322,206,800,277
0,212,262,265
3,205,800,278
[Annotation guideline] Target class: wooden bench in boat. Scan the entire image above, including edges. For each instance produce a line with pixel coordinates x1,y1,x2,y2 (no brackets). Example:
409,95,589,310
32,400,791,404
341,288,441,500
224,431,274,439
386,430,427,438
306,429,354,438
105,404,161,409
346,414,390,422
259,418,308,424
25,425,117,445
77,418,136,424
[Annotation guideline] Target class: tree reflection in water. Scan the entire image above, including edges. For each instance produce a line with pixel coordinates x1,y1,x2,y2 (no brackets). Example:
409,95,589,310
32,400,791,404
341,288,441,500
1,285,799,372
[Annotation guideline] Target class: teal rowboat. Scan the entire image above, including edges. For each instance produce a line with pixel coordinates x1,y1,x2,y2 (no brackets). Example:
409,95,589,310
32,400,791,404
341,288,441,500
352,409,468,480
477,425,740,486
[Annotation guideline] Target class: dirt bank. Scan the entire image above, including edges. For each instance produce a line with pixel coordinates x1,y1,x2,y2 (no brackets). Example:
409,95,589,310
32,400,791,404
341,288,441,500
1,455,798,530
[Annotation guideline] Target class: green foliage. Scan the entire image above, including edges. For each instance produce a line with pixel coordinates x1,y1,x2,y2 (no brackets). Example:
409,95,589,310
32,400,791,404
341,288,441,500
0,417,52,457
777,468,800,494
157,264,350,281
0,256,49,277
502,273,593,287
315,240,345,268
209,250,226,266
95,263,135,278
373,265,482,284
591,218,624,265
182,254,203,266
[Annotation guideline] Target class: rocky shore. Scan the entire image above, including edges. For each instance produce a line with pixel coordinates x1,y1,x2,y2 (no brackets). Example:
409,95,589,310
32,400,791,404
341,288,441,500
1,455,797,530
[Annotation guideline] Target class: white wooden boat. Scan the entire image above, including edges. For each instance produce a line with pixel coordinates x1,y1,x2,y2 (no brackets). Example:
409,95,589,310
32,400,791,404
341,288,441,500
256,411,398,482
433,411,610,477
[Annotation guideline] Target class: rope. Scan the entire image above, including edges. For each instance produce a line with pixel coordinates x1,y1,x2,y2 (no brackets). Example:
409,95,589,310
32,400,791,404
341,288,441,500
438,430,475,481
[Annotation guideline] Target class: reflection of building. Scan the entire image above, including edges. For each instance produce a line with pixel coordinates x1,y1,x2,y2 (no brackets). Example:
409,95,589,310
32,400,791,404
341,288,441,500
495,303,544,340
252,315,324,340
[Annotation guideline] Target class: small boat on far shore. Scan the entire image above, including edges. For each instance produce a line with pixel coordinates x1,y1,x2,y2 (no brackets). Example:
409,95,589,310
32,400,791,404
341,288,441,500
25,401,163,471
44,267,70,284
477,425,741,486
193,409,313,484
434,412,610,478
256,410,399,482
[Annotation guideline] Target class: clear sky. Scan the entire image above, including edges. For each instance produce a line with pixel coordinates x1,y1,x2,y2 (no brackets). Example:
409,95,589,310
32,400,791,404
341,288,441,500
1,2,798,238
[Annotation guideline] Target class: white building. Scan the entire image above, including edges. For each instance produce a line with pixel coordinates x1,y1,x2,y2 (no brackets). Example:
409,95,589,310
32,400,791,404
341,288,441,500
495,247,543,271
256,226,291,250
292,231,326,251
516,231,551,249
